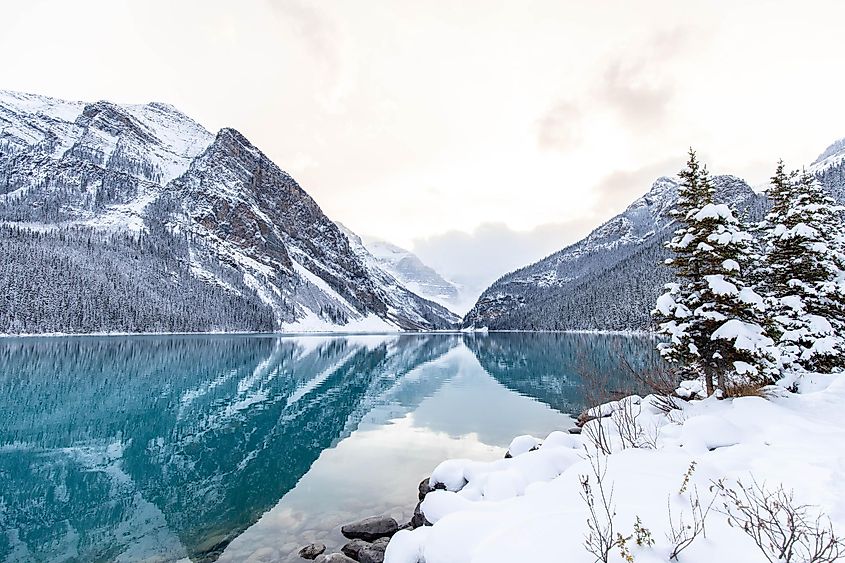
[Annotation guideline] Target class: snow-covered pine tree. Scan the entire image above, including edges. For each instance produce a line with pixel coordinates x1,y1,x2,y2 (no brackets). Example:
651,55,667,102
759,166,845,372
654,149,774,395
653,150,714,390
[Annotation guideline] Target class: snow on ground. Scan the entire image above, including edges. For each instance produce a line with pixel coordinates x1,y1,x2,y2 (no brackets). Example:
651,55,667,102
386,373,845,563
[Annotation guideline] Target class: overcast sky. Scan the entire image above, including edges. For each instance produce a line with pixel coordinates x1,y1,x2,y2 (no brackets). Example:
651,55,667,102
3,0,845,291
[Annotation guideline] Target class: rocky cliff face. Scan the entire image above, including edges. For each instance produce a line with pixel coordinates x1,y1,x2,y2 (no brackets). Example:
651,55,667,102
0,90,458,333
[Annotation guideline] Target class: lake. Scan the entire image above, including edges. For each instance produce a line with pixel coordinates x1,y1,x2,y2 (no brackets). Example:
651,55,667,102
0,332,662,562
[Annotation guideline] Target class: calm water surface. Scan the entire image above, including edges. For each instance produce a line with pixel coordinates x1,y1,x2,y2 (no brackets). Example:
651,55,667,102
0,333,661,562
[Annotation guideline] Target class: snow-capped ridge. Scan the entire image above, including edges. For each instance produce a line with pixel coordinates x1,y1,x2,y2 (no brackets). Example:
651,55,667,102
462,174,761,330
0,89,456,334
360,236,468,314
811,136,845,170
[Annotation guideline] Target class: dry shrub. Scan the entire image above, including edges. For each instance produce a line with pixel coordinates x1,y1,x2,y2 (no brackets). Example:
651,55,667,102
580,451,617,563
723,381,769,399
576,339,679,416
713,478,845,563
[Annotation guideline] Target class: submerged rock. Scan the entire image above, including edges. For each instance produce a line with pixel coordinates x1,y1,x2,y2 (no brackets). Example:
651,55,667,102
299,543,326,560
340,539,369,559
341,515,399,541
316,554,357,563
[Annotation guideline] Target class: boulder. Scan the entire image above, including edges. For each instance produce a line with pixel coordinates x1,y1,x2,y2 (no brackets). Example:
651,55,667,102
418,477,432,500
341,539,368,559
340,537,390,563
358,538,390,563
568,427,582,435
318,554,357,563
341,515,399,541
299,543,327,560
410,501,431,529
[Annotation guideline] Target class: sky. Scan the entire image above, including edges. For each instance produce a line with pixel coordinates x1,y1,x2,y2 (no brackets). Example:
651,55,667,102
3,0,845,294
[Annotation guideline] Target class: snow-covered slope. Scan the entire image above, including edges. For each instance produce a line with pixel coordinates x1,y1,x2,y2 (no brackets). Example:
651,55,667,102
810,137,845,203
358,236,467,313
0,90,457,333
463,142,845,332
463,175,765,331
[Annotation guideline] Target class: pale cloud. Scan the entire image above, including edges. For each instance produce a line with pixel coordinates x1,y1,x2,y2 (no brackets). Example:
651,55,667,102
411,220,597,301
536,102,582,151
598,58,674,130
267,0,353,111
594,27,700,132
410,158,684,299
270,1,339,74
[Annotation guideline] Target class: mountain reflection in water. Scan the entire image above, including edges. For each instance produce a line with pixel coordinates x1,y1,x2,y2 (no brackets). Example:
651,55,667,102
0,332,661,562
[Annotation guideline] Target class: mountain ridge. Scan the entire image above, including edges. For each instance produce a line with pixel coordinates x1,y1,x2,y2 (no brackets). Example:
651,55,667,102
461,172,786,331
358,236,469,314
0,89,458,334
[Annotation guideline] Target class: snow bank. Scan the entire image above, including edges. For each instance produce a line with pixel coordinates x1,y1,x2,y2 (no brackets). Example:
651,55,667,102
386,374,845,563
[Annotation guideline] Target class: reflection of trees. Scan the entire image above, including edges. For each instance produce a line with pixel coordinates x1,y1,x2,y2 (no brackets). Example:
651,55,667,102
463,332,664,414
0,335,457,562
0,333,660,562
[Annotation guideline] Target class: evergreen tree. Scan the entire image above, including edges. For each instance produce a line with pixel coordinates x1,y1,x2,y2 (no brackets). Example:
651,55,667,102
654,150,774,395
759,166,845,372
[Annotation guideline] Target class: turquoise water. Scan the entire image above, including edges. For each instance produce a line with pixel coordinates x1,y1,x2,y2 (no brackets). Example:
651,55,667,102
0,333,661,562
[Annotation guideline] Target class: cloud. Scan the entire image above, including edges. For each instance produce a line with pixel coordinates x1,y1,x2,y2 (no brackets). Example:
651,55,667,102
411,219,597,300
406,156,686,305
597,58,674,130
536,102,582,151
268,0,351,109
595,28,695,131
271,0,339,73
537,27,695,149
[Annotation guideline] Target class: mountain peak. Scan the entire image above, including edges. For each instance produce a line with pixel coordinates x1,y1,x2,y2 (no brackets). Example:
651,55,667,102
811,136,845,171
1,89,458,333
814,137,845,164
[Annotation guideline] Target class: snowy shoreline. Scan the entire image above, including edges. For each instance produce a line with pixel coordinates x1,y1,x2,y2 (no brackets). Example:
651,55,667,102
0,328,654,339
0,329,456,339
382,373,845,563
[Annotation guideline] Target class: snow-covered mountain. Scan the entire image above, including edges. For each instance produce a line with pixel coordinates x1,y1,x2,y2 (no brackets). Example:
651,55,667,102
810,136,845,203
463,140,845,332
0,90,459,334
462,175,768,330
357,236,468,313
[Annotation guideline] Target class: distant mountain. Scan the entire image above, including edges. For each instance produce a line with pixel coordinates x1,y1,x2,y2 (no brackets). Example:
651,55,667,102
0,90,458,334
463,138,845,332
356,236,468,313
462,175,769,331
810,136,845,203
